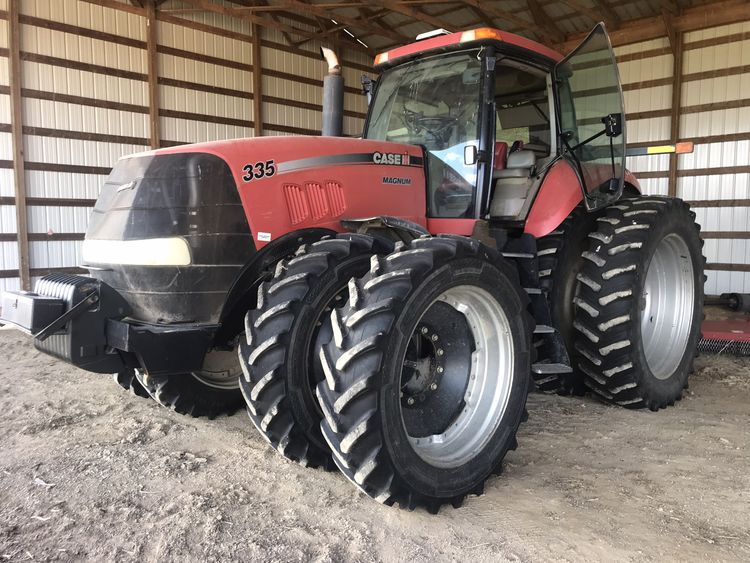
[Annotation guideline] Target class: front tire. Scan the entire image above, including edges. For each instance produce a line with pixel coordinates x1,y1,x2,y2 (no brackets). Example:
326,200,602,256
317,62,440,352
573,197,704,410
114,368,150,399
135,347,245,419
317,236,533,512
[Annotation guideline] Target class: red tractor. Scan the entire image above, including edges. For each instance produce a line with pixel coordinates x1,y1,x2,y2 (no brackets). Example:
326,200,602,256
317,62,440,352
1,24,703,512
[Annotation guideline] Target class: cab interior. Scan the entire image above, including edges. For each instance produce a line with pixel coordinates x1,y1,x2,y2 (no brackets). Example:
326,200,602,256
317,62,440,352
489,60,555,220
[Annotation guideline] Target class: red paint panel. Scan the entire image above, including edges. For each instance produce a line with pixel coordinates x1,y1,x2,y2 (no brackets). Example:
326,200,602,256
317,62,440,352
326,181,346,217
524,160,583,238
375,28,562,69
306,182,329,220
283,184,308,225
151,136,427,248
702,320,750,342
427,218,477,236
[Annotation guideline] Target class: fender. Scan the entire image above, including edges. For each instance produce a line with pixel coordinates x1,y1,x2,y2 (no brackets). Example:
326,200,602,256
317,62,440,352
524,160,582,239
524,161,642,239
214,228,336,344
341,215,430,241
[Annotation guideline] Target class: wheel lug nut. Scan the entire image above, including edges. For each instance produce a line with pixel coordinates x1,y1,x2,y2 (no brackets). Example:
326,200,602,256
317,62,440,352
407,397,415,405
431,334,438,341
437,366,444,374
437,349,444,356
430,382,438,391
421,327,428,334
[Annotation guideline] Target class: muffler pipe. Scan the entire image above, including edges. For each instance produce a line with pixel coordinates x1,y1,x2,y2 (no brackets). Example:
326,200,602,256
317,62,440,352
320,47,344,137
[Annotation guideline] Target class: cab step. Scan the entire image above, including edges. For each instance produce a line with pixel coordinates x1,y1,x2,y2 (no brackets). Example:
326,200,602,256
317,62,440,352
532,363,574,375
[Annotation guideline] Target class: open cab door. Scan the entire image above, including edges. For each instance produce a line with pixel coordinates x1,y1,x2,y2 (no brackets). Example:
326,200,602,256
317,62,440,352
554,24,626,210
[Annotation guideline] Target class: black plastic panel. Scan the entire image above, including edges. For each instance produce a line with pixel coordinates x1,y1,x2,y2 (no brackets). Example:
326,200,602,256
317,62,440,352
85,153,255,324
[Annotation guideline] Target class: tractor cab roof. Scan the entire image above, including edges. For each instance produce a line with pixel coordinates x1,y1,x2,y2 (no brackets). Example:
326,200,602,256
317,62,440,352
374,28,563,71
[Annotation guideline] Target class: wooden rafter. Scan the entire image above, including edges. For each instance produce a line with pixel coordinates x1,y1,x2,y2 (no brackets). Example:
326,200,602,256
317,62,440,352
179,0,371,52
369,0,457,31
557,0,607,25
526,0,565,43
467,5,495,28
591,0,621,28
461,0,538,35
559,0,750,51
262,0,410,43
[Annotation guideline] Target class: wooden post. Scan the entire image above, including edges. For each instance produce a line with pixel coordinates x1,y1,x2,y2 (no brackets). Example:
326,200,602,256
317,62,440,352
9,0,30,290
146,0,160,149
667,31,683,198
251,23,263,136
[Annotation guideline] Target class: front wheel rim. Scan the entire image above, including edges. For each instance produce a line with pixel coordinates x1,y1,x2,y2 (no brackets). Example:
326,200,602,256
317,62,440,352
640,233,695,380
399,285,515,469
191,347,242,390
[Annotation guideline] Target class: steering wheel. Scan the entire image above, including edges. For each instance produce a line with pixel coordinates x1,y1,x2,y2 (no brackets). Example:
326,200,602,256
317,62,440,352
403,108,457,145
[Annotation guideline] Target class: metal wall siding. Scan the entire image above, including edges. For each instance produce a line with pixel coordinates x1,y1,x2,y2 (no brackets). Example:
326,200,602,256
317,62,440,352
21,0,146,41
21,61,148,106
618,55,673,83
0,169,12,197
26,170,107,200
25,137,145,168
159,20,250,64
179,1,252,34
30,240,82,269
0,204,16,234
160,117,251,144
20,26,146,75
22,98,150,138
159,84,250,120
158,53,250,91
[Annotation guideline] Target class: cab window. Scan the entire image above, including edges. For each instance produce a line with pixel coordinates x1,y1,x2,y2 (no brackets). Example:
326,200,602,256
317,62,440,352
494,63,552,159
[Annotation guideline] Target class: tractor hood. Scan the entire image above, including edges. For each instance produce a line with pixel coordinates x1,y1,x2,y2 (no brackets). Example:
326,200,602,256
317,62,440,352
149,135,429,248
82,135,427,324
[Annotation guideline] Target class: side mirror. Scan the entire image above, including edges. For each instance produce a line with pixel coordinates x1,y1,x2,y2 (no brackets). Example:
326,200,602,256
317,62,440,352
602,113,622,137
361,75,376,106
464,144,478,166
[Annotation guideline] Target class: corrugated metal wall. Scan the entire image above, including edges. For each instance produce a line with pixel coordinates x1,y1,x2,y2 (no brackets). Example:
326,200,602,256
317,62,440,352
1,1,748,294
0,0,370,290
619,22,750,294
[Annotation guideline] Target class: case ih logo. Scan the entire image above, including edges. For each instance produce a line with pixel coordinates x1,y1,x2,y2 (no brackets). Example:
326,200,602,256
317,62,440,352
373,151,409,165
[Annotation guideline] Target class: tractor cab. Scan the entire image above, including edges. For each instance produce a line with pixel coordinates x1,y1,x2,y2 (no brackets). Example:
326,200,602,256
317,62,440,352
366,25,627,224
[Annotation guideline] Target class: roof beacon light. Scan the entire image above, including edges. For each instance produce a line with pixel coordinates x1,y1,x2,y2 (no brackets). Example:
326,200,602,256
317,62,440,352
416,29,451,41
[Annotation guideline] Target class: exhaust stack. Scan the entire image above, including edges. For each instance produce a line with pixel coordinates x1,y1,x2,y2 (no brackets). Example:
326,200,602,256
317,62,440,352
320,47,344,137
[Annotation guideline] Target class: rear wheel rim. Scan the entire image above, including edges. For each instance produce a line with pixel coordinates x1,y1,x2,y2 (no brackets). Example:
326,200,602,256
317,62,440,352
399,285,514,469
641,233,695,380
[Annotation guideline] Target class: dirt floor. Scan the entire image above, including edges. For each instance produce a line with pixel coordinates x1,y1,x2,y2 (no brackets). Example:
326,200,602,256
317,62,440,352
0,327,748,563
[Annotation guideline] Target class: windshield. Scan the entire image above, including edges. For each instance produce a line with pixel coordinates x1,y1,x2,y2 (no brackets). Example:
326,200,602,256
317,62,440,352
365,51,483,218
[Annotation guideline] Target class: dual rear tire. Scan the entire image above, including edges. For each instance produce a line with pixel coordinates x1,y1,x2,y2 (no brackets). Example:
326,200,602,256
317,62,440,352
237,234,533,511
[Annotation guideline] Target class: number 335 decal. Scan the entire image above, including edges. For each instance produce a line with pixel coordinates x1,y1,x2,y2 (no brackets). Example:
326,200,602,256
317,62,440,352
242,160,276,182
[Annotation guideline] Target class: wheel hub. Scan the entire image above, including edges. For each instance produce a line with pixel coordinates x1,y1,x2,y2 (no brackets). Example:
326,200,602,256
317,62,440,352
399,286,515,468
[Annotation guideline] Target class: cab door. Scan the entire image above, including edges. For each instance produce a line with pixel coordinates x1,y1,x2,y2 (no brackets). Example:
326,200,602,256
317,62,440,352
553,24,626,210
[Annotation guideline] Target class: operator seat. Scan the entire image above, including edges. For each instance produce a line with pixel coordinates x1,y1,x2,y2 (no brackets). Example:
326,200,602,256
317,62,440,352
493,142,508,171
490,149,537,217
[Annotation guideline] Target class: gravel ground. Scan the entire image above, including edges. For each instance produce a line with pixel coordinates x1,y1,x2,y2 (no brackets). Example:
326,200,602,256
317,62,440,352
0,327,748,562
